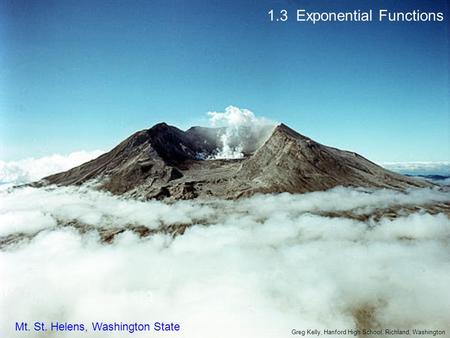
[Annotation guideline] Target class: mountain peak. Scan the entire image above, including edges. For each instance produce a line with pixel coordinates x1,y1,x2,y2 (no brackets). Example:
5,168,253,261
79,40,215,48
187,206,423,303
148,122,170,131
272,123,312,141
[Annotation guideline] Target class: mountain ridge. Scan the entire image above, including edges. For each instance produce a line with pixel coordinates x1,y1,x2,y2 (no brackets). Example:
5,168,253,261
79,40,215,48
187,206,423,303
35,122,433,200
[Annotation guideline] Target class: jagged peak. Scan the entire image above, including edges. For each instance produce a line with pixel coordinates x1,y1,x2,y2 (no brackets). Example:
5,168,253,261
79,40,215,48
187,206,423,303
270,123,313,142
151,122,169,128
148,122,181,134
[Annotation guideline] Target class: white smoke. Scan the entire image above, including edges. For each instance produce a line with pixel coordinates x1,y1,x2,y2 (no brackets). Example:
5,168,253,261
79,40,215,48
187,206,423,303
0,150,104,188
207,106,276,159
1,185,449,337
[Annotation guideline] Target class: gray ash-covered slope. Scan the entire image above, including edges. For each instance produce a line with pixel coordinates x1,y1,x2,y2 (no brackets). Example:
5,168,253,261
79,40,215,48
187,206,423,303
38,123,432,200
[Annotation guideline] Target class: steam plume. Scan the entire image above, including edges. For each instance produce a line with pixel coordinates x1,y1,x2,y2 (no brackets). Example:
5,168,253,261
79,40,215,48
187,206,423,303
207,106,276,159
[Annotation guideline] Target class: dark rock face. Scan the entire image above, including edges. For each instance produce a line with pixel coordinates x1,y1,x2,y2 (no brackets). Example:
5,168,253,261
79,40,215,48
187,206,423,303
37,123,432,200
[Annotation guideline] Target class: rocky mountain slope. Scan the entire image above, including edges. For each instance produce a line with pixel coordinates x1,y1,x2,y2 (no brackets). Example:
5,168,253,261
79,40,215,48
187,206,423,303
36,123,432,200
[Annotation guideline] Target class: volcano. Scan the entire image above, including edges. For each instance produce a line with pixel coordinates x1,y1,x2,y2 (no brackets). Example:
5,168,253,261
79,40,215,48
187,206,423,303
36,123,432,200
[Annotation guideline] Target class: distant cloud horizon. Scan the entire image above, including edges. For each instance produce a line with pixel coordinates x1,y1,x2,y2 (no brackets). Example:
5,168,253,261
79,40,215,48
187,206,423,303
0,148,448,189
0,150,104,187
381,161,450,176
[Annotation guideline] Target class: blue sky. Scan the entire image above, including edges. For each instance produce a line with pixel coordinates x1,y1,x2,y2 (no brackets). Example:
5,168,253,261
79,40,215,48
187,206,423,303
1,0,448,162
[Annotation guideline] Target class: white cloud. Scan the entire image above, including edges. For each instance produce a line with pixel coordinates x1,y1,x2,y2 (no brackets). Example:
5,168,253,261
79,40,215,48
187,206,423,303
0,141,449,337
0,150,104,187
1,185,449,337
0,186,214,236
207,106,276,159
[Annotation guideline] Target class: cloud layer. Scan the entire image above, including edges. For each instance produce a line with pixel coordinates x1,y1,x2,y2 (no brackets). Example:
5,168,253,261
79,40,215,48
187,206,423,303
1,185,449,337
0,138,449,337
0,150,104,187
